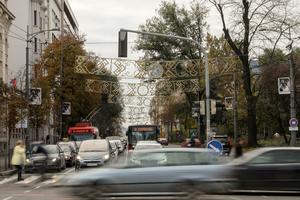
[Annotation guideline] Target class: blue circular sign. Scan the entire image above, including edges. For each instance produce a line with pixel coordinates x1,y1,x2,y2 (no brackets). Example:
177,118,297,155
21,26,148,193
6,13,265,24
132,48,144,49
207,140,223,154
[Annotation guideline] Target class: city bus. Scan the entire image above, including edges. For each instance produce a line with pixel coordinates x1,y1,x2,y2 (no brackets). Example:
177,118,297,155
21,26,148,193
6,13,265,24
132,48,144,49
67,122,99,142
126,125,160,150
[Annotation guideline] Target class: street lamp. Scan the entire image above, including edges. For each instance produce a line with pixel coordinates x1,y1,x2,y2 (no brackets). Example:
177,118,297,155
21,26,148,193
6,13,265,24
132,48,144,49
25,26,60,144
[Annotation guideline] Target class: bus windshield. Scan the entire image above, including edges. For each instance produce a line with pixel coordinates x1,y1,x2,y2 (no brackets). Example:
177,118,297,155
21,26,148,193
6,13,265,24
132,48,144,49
131,131,157,143
70,133,95,141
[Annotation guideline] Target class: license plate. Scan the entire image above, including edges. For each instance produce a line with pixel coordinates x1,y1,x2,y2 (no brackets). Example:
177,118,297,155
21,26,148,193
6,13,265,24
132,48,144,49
87,163,98,167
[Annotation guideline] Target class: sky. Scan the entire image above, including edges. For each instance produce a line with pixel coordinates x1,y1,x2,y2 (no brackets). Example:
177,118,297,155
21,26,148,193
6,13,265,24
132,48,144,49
68,0,221,59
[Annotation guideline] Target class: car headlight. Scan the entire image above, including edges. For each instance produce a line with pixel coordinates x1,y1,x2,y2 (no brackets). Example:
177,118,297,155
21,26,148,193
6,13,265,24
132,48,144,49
52,158,57,162
104,154,109,160
76,155,81,160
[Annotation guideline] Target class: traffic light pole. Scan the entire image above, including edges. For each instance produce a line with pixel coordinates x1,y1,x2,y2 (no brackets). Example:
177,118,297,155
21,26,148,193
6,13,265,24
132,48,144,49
119,28,211,143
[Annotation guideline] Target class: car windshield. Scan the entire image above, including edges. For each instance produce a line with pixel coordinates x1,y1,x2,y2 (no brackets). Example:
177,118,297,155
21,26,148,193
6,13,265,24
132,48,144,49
59,145,71,152
70,134,95,141
79,140,108,152
131,131,156,143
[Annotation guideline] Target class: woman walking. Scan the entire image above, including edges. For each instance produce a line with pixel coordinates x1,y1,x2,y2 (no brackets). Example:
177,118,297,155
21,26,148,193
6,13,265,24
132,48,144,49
11,140,26,181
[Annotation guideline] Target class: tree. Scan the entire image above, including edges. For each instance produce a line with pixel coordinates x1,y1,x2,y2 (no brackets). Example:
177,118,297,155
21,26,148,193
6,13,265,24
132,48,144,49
34,34,123,139
209,0,300,146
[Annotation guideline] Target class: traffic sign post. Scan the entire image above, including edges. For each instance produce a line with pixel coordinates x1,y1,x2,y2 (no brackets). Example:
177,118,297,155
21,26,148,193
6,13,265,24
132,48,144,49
289,118,298,131
207,140,223,155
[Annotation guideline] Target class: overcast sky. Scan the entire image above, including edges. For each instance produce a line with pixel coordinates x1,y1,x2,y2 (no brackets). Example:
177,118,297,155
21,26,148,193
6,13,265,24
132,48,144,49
69,0,221,59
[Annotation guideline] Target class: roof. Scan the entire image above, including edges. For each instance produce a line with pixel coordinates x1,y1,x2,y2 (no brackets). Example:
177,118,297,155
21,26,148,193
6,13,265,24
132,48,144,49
132,147,214,153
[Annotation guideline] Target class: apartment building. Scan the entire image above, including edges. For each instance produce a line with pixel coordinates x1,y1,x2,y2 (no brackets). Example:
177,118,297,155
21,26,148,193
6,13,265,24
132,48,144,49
6,0,78,146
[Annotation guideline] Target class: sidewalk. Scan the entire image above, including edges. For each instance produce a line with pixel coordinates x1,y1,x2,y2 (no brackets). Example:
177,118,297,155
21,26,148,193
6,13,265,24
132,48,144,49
0,169,17,181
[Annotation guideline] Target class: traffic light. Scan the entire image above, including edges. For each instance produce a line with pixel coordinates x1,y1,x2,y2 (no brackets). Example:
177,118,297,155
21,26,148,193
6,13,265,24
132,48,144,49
118,30,128,57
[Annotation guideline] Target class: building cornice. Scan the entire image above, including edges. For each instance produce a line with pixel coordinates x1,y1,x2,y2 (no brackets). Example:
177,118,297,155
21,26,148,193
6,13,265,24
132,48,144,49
0,1,15,21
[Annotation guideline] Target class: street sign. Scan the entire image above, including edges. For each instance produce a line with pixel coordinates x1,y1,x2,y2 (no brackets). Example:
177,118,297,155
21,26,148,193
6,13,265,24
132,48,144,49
62,102,71,115
207,140,223,154
211,99,216,115
29,88,42,105
289,126,298,131
278,77,290,94
289,118,298,127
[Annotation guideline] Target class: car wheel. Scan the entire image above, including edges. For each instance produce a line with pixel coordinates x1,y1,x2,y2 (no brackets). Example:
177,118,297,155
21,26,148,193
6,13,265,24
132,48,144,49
179,182,205,200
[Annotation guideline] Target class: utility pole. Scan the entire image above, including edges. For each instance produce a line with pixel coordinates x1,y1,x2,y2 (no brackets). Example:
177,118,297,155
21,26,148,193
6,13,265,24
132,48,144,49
288,27,297,146
60,0,65,140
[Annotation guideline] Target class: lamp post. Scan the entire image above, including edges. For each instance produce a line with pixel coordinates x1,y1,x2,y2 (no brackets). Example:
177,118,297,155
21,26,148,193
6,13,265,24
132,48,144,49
25,26,60,144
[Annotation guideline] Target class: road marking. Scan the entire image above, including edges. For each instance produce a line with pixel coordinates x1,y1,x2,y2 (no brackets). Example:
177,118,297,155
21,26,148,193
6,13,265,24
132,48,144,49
24,190,32,193
229,197,243,200
15,175,41,184
64,168,75,174
0,175,17,184
2,196,13,200
33,185,41,190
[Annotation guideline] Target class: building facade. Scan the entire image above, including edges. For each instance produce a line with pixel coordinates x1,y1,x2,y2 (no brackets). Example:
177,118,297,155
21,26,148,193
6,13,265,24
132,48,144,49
6,0,78,147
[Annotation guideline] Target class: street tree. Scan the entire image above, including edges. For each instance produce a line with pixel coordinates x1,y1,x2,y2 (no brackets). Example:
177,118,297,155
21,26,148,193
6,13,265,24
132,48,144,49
209,0,300,146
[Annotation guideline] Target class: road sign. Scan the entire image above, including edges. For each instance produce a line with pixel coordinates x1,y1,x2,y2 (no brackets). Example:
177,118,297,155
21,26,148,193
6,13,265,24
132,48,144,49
207,140,223,154
289,126,298,131
289,118,298,127
278,77,290,94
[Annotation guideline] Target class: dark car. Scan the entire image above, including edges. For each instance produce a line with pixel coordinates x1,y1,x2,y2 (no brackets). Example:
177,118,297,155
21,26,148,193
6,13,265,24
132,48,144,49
58,142,76,167
25,144,66,172
158,137,168,145
229,147,300,193
212,135,232,155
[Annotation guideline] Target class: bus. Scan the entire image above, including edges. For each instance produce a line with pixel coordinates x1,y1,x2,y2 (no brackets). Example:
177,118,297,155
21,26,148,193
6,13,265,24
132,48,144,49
67,122,99,142
126,125,160,150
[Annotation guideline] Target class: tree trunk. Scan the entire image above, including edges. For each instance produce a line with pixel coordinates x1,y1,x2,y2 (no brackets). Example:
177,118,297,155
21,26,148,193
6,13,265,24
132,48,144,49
246,96,258,146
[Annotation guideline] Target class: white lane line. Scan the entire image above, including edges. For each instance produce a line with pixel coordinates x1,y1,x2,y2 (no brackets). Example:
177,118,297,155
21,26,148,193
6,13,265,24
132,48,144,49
2,196,13,200
24,190,32,193
64,168,75,174
229,197,243,200
0,175,17,184
33,185,41,190
15,175,41,184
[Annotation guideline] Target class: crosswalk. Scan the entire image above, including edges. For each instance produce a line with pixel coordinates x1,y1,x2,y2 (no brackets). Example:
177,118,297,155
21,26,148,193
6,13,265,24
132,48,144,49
0,168,74,186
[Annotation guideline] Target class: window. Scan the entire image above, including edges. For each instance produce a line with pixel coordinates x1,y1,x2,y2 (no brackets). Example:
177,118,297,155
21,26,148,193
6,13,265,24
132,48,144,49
34,10,37,26
34,37,37,52
248,150,300,164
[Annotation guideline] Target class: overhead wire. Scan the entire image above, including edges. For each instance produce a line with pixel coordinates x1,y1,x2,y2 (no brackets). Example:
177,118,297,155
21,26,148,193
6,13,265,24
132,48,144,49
11,23,27,33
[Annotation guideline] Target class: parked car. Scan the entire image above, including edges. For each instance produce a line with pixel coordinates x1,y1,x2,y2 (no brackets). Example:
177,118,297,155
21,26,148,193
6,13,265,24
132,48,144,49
25,144,66,172
229,147,300,193
108,140,119,161
58,142,76,167
158,137,168,145
109,139,124,153
76,139,112,168
60,148,232,199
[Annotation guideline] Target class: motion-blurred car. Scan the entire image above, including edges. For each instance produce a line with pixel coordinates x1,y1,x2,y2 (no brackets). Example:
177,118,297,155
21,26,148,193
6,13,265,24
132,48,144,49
158,137,168,145
25,144,66,172
58,142,76,167
76,139,112,168
60,148,233,199
181,138,202,148
229,147,300,193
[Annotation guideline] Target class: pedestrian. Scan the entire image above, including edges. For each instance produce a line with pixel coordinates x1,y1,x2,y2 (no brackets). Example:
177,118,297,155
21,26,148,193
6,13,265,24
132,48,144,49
11,140,26,181
235,138,244,158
